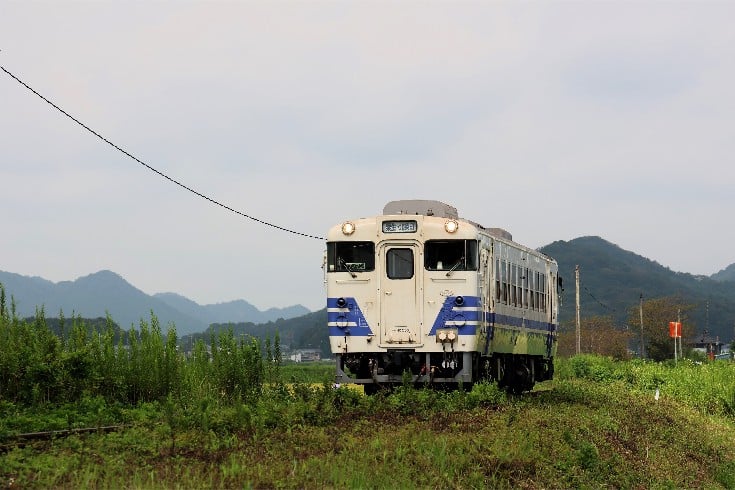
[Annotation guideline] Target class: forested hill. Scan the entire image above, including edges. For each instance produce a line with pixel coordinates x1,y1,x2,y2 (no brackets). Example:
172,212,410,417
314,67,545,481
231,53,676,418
712,263,735,282
186,309,329,357
540,236,735,340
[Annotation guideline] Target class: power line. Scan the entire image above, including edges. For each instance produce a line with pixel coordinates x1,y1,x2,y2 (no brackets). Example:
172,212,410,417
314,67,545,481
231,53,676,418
582,284,615,313
1,65,325,241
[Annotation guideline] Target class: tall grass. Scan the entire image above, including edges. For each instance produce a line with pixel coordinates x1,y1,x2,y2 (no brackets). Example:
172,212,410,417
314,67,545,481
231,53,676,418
0,284,266,408
3,277,734,421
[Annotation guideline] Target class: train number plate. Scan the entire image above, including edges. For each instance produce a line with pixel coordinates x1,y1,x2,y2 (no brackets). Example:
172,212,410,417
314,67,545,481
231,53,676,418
382,220,417,233
387,326,412,343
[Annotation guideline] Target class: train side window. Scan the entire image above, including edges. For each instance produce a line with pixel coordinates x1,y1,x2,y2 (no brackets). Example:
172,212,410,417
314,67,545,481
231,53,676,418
517,265,522,308
535,272,541,311
517,265,523,308
495,258,501,302
540,273,547,312
386,248,414,279
327,241,375,273
465,240,479,270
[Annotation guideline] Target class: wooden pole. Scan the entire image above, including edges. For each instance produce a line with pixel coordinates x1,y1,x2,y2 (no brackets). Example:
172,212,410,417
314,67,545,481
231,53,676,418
639,294,645,358
575,265,581,355
678,308,682,361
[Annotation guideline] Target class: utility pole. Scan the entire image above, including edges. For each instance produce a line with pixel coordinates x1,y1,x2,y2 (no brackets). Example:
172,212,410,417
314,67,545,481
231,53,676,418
575,265,581,355
706,300,710,333
674,308,680,363
677,308,682,361
639,293,645,359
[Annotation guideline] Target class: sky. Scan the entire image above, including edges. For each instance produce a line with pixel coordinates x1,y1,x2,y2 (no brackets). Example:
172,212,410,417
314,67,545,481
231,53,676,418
2,1,734,312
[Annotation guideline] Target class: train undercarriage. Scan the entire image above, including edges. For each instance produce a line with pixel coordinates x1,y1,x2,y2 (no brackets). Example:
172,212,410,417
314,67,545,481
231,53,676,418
335,350,554,395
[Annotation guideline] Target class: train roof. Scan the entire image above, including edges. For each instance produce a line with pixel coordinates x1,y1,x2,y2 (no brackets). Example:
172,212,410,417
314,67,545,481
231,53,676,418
383,200,458,219
382,200,513,241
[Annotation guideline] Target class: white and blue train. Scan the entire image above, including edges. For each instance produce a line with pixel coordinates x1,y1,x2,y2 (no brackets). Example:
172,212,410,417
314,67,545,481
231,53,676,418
325,200,561,393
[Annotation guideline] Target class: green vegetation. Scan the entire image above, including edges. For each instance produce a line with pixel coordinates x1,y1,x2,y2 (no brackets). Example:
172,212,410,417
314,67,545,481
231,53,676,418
2,284,735,488
2,364,734,488
279,361,335,383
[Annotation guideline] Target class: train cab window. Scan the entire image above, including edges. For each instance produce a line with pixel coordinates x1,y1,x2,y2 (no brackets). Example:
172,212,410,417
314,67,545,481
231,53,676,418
424,240,478,271
327,241,375,273
386,248,414,279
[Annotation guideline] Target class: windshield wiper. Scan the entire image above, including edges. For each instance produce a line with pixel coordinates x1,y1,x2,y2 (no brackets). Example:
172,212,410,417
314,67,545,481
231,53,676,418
446,256,465,277
339,258,357,278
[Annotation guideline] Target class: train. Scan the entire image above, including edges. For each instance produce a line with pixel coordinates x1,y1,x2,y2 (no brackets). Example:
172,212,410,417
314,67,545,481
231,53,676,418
325,200,561,393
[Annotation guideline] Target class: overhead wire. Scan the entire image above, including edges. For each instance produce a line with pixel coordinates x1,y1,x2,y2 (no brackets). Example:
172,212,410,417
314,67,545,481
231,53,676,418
582,284,615,313
1,65,325,241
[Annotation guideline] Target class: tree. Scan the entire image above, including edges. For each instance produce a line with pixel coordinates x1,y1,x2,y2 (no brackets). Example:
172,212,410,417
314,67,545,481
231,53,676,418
627,296,695,362
557,315,632,359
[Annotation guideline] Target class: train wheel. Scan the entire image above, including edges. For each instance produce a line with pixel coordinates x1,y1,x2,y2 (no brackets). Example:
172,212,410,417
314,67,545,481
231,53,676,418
363,384,379,396
458,381,474,392
501,360,535,394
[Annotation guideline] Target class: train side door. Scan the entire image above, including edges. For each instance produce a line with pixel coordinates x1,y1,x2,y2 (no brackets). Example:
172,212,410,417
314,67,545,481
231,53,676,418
480,246,492,347
378,242,421,346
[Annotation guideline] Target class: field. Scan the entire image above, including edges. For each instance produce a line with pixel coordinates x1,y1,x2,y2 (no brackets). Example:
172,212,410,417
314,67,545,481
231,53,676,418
1,307,735,487
2,355,735,488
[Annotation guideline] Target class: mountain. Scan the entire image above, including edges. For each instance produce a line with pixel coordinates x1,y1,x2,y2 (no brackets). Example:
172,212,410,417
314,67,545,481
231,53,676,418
0,270,310,336
711,264,735,283
540,237,735,341
153,292,310,325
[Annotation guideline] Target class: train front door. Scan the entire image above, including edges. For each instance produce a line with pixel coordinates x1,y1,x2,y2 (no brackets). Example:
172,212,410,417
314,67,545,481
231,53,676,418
379,243,421,346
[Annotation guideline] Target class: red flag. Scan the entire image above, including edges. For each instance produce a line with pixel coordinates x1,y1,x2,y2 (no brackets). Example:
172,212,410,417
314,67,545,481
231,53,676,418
669,321,682,338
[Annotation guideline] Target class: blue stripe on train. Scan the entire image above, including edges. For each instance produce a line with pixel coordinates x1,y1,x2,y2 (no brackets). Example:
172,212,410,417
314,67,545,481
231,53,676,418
491,313,553,332
327,296,556,350
327,297,373,336
327,295,483,338
428,296,481,336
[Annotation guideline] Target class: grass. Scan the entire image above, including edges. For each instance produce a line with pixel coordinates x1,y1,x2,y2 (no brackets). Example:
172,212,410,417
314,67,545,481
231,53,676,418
278,360,335,384
3,361,735,488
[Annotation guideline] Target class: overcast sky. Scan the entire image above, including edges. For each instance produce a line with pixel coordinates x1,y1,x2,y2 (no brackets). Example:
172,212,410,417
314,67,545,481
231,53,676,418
2,1,734,312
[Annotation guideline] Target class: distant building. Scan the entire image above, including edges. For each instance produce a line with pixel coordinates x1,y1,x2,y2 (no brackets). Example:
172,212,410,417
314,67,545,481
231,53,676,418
290,349,321,362
688,331,725,360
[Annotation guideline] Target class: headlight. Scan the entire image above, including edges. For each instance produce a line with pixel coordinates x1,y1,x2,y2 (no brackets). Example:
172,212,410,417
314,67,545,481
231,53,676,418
445,220,458,233
341,221,355,235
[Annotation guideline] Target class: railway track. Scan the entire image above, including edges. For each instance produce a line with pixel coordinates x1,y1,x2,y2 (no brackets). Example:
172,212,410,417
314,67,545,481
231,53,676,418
0,425,128,452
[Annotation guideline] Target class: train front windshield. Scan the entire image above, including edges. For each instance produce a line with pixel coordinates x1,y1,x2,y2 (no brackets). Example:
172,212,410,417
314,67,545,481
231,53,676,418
327,242,375,272
424,240,478,271
328,239,478,273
